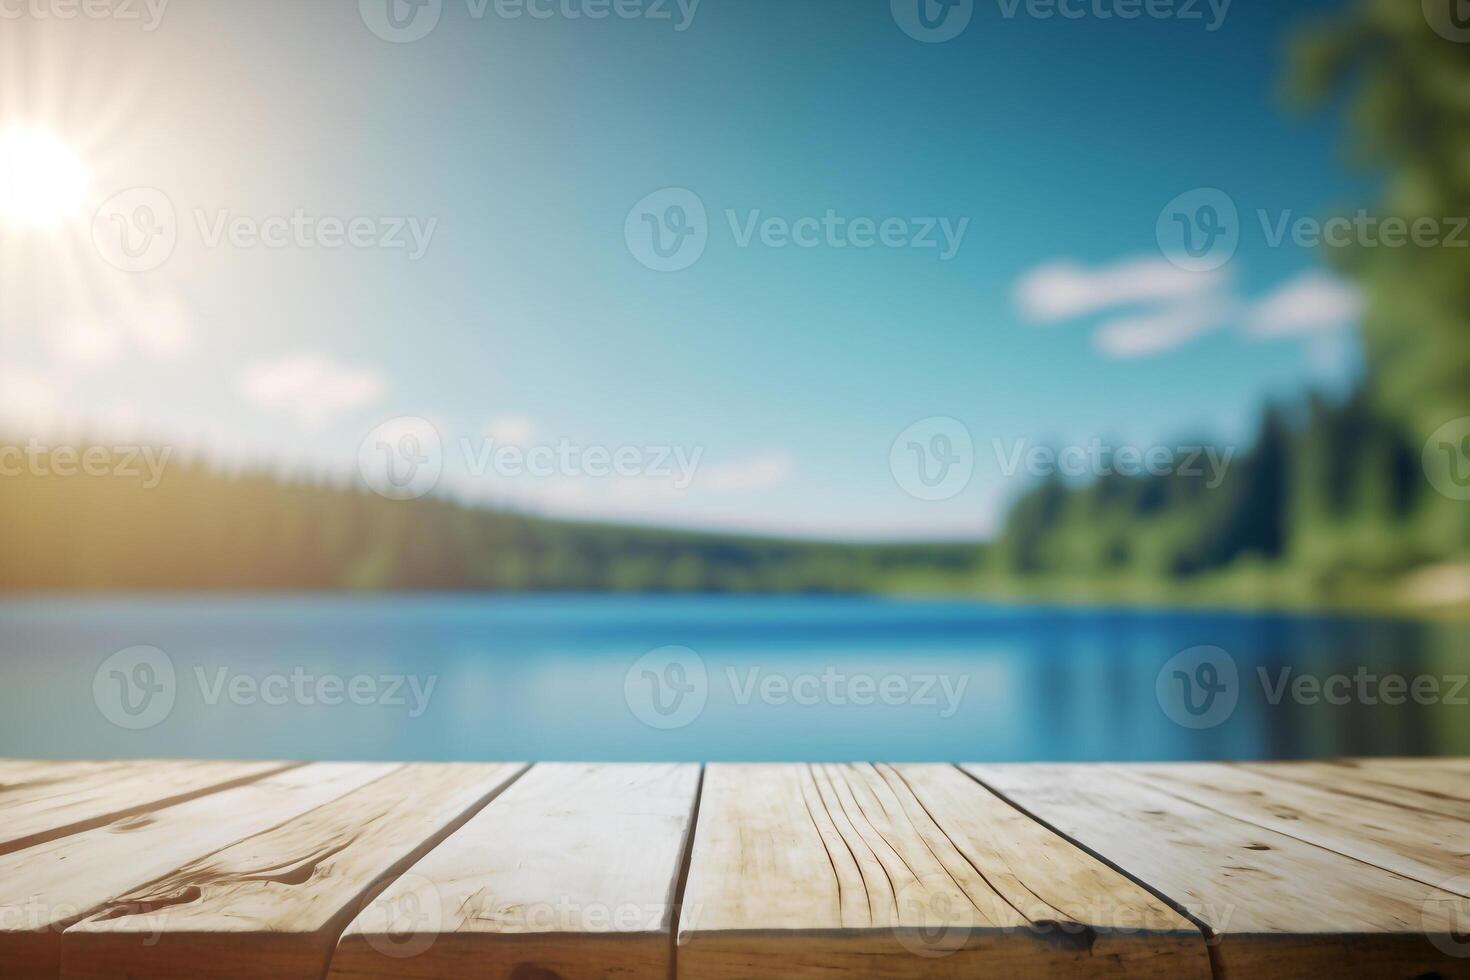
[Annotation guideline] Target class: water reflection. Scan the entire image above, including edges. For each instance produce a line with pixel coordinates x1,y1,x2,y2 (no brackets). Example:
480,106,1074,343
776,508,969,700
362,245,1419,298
0,596,1464,762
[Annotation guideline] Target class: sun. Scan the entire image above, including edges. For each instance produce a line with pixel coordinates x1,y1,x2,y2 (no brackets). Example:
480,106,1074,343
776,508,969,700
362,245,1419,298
0,127,89,231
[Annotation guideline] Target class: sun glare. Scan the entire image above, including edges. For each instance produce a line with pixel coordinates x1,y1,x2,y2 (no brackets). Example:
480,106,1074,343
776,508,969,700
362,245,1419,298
0,128,88,231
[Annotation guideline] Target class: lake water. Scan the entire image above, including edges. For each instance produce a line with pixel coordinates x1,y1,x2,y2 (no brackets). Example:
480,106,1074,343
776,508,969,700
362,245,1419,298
1,595,1465,762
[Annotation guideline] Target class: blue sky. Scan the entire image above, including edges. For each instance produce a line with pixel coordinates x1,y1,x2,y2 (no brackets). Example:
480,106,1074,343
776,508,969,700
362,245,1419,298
0,0,1372,539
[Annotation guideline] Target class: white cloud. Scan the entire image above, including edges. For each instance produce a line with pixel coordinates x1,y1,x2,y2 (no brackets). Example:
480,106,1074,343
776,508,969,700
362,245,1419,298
1094,299,1236,359
483,414,534,445
1246,271,1363,338
240,353,385,428
694,452,795,493
1015,257,1224,322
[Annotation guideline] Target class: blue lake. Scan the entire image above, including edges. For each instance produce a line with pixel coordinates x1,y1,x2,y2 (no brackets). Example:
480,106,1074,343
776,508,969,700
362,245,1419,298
0,595,1465,762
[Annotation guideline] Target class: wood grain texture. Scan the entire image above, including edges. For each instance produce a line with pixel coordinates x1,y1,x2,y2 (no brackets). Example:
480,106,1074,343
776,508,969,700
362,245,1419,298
1123,762,1470,892
0,759,295,856
1237,758,1470,820
0,763,398,980
677,763,1210,979
968,763,1470,980
59,762,525,980
326,762,701,980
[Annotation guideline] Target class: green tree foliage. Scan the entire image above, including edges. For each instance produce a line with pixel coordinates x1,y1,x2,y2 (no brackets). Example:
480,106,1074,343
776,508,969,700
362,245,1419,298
0,446,982,593
984,1,1470,606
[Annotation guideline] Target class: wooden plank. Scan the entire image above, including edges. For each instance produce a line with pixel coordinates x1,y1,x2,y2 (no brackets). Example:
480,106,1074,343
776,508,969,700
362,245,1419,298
0,762,398,980
968,763,1470,979
0,759,295,856
0,761,122,785
326,762,700,980
58,762,525,980
1237,758,1470,820
676,763,1210,979
1122,762,1470,892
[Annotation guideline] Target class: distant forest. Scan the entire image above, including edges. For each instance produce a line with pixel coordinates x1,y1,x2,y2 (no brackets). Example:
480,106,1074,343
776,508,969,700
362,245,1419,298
3,1,1466,609
990,1,1470,611
0,453,982,593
